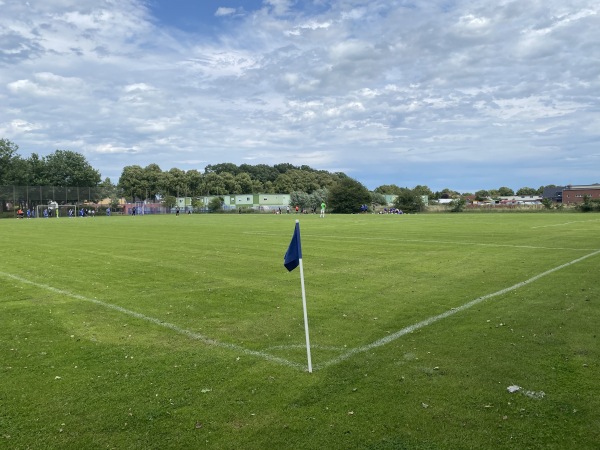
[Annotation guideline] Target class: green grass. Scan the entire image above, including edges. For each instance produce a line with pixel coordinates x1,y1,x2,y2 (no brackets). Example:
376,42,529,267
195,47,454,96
1,212,599,449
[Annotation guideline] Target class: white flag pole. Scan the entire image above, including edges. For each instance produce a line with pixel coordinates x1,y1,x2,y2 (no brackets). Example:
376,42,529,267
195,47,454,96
298,256,312,373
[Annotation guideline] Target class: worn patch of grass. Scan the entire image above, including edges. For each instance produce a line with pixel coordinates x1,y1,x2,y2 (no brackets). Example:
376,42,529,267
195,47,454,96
1,213,599,449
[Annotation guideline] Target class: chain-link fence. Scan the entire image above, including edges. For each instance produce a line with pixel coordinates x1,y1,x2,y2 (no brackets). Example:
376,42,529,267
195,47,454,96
1,185,109,218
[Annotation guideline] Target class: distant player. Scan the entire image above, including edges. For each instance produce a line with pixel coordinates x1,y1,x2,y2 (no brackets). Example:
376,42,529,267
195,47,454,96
320,201,326,218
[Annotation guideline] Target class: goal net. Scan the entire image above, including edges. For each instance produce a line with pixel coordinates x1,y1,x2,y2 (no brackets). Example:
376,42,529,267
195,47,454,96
35,204,80,218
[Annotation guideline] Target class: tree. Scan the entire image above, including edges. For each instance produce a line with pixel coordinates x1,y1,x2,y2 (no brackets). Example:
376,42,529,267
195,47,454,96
161,195,176,209
208,196,223,212
413,185,433,198
475,190,490,201
0,139,22,184
205,163,239,175
497,186,515,196
448,197,467,212
42,150,101,186
220,172,239,194
374,184,403,195
577,195,600,212
328,177,371,214
274,170,320,193
27,153,47,186
118,165,146,201
516,187,537,196
437,188,460,199
370,192,387,208
392,188,426,213
143,163,163,200
309,188,328,212
537,185,555,195
203,172,226,196
541,198,554,209
98,177,117,201
235,173,254,194
185,169,203,196
289,191,311,211
160,168,187,197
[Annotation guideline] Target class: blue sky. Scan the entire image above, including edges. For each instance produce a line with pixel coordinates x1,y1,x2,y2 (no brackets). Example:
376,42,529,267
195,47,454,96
1,0,599,192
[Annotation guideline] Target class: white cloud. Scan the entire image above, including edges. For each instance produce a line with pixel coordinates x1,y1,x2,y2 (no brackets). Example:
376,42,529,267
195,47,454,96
215,7,236,17
0,0,598,190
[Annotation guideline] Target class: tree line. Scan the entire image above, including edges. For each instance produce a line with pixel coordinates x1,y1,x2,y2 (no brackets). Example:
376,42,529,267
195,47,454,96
0,137,568,214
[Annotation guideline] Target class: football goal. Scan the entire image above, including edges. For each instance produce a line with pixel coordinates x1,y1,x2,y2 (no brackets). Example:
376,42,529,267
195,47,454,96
35,204,80,218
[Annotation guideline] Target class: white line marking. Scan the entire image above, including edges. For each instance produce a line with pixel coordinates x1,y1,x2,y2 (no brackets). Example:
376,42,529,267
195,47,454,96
532,219,600,229
3,248,599,373
0,271,305,371
314,248,600,371
243,232,596,251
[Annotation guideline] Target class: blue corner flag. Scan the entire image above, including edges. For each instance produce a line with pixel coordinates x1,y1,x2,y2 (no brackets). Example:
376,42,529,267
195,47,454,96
284,221,302,271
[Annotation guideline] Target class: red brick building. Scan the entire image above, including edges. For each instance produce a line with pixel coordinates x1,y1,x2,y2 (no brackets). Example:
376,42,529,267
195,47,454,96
562,184,600,205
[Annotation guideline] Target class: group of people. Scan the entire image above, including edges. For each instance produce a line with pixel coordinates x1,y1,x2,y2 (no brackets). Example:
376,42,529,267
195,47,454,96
380,208,404,214
273,202,327,216
15,206,106,218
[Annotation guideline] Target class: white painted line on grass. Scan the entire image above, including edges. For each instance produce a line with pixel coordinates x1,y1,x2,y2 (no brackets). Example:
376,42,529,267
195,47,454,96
532,219,600,229
3,248,599,373
314,248,600,371
243,231,596,252
0,271,305,371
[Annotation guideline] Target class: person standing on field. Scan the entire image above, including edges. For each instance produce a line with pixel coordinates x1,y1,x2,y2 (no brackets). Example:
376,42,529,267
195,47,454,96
320,201,326,218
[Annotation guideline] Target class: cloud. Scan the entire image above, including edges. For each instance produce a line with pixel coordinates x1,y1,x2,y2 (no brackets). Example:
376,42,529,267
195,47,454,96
0,0,599,190
215,7,237,17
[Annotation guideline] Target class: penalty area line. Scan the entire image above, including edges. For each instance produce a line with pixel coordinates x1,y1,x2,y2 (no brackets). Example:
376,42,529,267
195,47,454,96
0,271,305,371
315,248,600,371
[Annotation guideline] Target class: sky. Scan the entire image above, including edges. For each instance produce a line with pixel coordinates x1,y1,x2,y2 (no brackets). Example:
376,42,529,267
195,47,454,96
1,0,599,192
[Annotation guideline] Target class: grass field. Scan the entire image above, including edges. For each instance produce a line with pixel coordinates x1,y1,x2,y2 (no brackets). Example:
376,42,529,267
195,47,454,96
1,212,599,449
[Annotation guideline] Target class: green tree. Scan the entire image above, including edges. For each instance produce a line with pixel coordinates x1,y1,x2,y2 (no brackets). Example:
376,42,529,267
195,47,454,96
475,190,490,201
437,188,460,199
27,153,47,186
577,195,600,212
160,168,187,197
328,178,371,214
118,165,147,201
98,177,117,201
185,169,203,196
251,179,264,193
374,184,403,195
541,198,554,210
309,188,328,212
497,186,515,196
205,163,239,175
290,191,311,211
370,192,387,208
220,172,238,194
413,185,433,198
537,185,556,195
208,196,223,212
516,187,538,196
449,197,467,212
235,173,254,193
204,172,226,196
0,139,23,184
143,164,163,200
161,195,177,209
274,163,297,173
393,188,426,213
42,150,101,186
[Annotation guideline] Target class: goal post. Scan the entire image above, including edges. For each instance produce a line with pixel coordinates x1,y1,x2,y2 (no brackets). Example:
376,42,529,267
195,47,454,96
35,204,79,218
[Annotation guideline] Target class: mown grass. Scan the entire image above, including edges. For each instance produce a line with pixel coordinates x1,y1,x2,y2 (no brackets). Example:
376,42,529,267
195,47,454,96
1,212,599,449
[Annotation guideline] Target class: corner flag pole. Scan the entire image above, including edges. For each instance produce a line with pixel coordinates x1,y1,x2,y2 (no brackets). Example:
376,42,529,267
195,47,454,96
283,219,313,373
298,251,313,373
